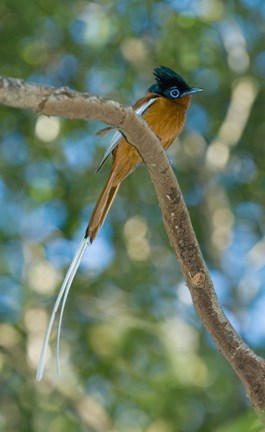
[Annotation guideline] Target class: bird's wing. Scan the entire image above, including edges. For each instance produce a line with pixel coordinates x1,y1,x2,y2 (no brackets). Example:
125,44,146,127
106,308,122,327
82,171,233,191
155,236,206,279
96,97,157,172
96,130,123,172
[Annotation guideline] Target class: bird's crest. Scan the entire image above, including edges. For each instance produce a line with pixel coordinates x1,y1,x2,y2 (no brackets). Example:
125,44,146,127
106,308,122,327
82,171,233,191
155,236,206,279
153,66,191,92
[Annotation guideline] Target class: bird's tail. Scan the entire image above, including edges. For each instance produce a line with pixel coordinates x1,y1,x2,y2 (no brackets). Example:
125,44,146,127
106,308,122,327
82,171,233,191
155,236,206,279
86,170,120,242
36,237,89,381
36,172,120,381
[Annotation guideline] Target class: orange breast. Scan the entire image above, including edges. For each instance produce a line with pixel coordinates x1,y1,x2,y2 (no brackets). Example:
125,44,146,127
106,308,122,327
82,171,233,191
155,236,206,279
110,94,191,184
144,95,191,149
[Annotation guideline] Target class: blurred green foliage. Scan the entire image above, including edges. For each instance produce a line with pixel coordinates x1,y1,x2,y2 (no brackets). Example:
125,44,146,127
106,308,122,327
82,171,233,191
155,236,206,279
1,0,265,431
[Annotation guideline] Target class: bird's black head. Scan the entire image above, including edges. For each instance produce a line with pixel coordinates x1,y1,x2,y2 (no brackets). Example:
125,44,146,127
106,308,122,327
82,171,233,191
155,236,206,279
148,66,202,100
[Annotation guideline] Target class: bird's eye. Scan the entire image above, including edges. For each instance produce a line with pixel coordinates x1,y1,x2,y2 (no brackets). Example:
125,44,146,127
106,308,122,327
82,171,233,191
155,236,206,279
169,88,180,99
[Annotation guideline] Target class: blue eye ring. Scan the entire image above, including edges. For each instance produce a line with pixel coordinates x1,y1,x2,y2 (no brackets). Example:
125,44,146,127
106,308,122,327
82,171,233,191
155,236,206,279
169,88,180,99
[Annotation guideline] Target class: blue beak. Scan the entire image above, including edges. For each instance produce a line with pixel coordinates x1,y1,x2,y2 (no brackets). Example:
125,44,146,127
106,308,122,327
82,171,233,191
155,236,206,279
182,87,203,96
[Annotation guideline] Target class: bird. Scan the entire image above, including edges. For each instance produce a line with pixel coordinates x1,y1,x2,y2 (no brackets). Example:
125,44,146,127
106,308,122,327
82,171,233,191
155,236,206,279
36,66,202,380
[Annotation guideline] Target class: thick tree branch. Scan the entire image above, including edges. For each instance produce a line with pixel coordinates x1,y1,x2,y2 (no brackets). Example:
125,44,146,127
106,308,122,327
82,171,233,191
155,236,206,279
1,76,265,415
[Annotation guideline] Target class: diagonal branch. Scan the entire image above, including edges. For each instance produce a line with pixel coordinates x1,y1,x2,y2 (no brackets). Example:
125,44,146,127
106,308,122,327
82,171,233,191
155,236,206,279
1,76,265,415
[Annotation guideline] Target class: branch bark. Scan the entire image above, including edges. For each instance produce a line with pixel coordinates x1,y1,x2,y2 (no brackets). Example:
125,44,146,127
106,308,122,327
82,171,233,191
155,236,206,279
1,76,265,416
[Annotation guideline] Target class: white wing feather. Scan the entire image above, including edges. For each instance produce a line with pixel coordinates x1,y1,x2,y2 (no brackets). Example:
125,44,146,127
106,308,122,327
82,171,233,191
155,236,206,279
96,130,123,172
135,98,157,115
96,97,157,171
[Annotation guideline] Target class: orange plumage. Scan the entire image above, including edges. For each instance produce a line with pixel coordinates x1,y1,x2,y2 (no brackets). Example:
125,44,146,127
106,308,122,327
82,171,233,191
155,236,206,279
87,85,194,241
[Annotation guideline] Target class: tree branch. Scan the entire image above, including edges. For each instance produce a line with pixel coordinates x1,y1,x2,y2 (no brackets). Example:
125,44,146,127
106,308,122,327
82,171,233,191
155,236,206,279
1,76,265,415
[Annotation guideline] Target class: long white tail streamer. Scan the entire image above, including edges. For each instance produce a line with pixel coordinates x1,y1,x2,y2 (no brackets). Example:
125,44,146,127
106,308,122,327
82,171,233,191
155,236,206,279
36,237,90,381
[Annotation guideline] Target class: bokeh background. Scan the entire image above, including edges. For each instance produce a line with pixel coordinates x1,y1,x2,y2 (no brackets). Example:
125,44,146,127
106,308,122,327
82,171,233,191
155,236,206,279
1,1,265,431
